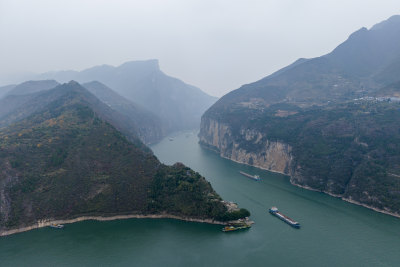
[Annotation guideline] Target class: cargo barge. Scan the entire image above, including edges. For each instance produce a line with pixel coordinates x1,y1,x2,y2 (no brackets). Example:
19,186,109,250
239,171,260,181
269,207,300,229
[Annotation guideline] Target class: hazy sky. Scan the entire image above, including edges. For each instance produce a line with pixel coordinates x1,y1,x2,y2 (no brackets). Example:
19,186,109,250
0,0,399,96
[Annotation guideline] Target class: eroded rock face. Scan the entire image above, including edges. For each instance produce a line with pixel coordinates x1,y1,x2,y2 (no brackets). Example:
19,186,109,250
199,117,293,175
199,112,400,218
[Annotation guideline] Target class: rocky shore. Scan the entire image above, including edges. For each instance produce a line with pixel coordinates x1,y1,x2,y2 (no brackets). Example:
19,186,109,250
290,180,400,218
199,114,400,220
200,139,400,219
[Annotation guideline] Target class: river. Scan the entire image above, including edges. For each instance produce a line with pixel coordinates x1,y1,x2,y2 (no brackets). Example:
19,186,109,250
1,131,399,266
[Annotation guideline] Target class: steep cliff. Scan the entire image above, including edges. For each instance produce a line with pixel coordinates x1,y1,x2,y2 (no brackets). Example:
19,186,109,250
199,16,400,217
200,100,400,217
199,117,293,175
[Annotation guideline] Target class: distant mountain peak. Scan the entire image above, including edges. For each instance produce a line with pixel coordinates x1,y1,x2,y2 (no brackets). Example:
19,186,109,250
348,27,368,38
67,80,80,86
5,79,59,96
370,14,400,31
34,59,216,132
206,14,400,114
118,59,160,71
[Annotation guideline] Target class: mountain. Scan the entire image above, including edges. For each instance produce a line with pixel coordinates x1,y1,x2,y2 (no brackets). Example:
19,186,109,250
5,80,59,96
83,81,165,144
374,80,400,97
0,80,163,145
207,15,400,113
199,15,400,217
0,81,156,151
36,60,218,132
0,84,16,99
0,81,248,234
0,80,61,130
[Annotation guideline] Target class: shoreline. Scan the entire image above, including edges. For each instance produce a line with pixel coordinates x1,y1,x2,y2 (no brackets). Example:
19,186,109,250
200,142,400,219
0,214,227,237
291,181,400,218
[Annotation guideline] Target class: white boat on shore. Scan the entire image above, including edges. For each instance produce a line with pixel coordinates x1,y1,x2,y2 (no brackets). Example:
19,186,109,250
49,224,64,229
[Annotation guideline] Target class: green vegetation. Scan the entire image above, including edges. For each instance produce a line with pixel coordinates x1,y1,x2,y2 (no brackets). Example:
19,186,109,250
217,209,251,221
0,83,247,232
200,16,400,215
149,163,226,218
206,100,400,214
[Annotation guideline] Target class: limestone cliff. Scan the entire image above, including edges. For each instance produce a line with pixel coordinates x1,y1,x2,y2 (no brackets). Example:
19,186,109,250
199,117,293,175
199,101,400,218
198,15,400,217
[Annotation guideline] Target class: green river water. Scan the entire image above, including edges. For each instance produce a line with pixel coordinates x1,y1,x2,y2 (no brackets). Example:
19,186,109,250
1,131,399,266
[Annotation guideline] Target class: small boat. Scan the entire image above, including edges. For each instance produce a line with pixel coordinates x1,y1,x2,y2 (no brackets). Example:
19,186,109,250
222,224,251,232
50,224,64,229
239,171,260,181
169,138,174,141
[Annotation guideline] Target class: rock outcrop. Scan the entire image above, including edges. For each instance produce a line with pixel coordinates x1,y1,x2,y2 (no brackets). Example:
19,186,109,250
199,101,400,218
199,117,293,175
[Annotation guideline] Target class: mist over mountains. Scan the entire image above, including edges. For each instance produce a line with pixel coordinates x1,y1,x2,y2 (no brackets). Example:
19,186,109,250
82,81,165,144
0,80,160,145
0,60,218,143
35,59,217,133
208,15,400,112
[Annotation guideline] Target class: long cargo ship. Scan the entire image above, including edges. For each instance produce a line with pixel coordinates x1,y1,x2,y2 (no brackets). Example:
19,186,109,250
269,207,300,229
239,171,260,181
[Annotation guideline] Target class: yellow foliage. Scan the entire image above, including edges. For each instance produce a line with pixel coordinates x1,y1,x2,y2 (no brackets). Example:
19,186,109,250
37,143,42,148
45,118,57,126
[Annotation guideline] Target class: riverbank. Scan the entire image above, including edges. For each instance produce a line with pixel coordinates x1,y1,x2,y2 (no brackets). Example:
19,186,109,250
290,180,400,219
0,214,228,237
200,143,400,219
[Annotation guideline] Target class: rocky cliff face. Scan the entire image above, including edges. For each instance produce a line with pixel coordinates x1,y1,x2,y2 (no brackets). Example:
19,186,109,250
200,100,400,218
198,15,400,217
199,117,293,175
